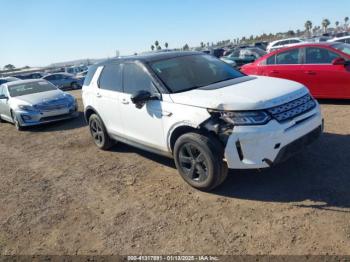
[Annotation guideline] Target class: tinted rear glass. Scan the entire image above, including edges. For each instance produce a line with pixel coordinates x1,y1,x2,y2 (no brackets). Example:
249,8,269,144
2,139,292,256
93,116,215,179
83,65,98,86
149,54,244,93
8,81,57,97
99,63,123,92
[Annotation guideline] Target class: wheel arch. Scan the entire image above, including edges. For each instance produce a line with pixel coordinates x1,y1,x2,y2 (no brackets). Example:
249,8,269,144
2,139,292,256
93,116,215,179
84,106,98,123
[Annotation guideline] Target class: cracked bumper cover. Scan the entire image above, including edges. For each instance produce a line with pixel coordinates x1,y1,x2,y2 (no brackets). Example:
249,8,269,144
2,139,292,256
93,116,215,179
224,105,323,169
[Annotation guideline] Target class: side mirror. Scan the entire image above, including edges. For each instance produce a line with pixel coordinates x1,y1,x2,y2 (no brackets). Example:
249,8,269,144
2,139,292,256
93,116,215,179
0,94,8,100
131,90,158,109
332,57,346,65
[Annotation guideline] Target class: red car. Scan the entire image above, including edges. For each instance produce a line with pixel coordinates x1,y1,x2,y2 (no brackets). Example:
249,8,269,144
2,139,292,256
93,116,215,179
241,42,350,99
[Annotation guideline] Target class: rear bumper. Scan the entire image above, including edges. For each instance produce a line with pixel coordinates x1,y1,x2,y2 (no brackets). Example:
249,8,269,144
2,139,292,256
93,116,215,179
224,104,323,169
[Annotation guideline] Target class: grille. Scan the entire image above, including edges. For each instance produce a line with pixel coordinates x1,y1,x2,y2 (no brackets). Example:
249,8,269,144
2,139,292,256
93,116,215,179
267,94,316,122
36,104,68,111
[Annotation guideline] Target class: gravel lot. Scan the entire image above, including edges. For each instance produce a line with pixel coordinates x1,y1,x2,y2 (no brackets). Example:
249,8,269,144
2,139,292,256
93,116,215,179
0,90,349,255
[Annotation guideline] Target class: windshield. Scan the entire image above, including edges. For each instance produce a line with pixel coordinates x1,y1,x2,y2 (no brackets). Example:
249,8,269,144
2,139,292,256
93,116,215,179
8,81,57,97
149,54,244,93
333,43,350,56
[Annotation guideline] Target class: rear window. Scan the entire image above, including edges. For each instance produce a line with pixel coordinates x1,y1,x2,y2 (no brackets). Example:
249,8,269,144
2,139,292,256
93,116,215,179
83,65,98,86
8,81,57,97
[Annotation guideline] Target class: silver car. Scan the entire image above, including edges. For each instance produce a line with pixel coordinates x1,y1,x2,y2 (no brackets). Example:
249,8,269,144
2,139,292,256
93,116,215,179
0,79,78,130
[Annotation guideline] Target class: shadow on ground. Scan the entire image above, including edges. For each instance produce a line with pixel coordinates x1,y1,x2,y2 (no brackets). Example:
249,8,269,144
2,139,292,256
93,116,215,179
317,99,350,105
112,132,350,211
213,132,350,211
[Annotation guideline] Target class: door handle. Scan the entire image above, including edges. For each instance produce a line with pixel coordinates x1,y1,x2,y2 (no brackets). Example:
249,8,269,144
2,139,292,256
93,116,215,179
96,93,102,98
305,71,316,75
121,98,129,105
271,70,279,74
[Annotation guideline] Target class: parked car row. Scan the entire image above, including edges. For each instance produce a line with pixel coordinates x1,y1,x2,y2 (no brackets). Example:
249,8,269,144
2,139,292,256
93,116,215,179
220,47,267,68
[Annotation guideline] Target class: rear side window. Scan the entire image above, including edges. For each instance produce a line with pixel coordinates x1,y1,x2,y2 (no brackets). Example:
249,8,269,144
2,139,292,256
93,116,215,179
276,49,300,64
44,75,55,81
98,63,123,92
123,63,156,94
305,47,339,64
83,65,98,86
266,55,276,65
289,39,300,44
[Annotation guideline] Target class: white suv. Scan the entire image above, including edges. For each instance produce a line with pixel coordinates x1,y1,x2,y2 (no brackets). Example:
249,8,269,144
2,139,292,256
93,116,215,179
82,52,323,191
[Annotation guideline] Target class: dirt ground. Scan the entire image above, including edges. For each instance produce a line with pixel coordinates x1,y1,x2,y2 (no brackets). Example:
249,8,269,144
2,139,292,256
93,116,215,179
0,90,350,255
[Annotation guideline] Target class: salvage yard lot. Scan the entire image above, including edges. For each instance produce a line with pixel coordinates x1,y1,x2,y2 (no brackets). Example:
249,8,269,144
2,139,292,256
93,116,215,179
0,90,350,255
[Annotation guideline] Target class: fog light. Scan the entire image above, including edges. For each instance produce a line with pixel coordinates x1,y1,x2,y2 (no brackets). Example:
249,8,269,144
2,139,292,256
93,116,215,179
22,115,32,121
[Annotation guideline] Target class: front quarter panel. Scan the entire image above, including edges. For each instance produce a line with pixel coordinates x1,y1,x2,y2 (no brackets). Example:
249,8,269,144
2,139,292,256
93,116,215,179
161,94,211,151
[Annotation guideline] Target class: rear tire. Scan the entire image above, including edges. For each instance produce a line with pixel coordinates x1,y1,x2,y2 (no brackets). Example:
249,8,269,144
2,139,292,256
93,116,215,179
88,114,113,150
173,132,228,191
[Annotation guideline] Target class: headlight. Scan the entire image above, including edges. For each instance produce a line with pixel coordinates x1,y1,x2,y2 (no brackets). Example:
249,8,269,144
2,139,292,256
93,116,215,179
18,105,36,112
208,109,271,126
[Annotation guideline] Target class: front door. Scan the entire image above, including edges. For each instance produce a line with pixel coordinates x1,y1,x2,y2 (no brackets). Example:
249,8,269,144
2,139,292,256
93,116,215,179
119,62,166,151
301,47,350,98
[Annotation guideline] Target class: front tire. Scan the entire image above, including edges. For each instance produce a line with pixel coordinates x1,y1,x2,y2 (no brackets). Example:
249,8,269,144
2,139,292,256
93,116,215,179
11,112,23,131
88,114,113,150
173,132,228,191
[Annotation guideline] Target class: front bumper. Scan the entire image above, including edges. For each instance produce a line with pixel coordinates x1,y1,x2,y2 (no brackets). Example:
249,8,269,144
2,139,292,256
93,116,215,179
14,105,78,127
224,104,323,169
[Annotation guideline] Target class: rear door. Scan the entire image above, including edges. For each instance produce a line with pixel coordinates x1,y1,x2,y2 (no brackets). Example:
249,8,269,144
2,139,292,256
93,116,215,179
94,63,124,136
259,47,304,83
301,46,350,98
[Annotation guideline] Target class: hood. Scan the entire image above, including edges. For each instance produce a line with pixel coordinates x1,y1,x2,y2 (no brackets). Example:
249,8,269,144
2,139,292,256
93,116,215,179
11,90,72,106
169,76,309,111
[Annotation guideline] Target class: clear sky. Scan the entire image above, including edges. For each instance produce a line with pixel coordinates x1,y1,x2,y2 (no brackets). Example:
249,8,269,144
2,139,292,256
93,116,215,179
0,0,349,68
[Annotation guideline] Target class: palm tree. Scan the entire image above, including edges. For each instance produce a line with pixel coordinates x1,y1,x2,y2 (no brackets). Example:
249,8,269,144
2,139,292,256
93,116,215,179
151,45,155,51
3,64,15,70
305,20,313,36
165,42,169,49
345,17,349,29
322,19,331,33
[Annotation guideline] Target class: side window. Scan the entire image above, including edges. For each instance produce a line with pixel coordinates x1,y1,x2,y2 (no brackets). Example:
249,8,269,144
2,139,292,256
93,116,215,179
123,63,156,94
45,75,55,81
289,39,300,44
83,65,97,86
305,47,339,64
276,49,300,64
266,55,276,65
99,63,123,92
3,87,9,96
